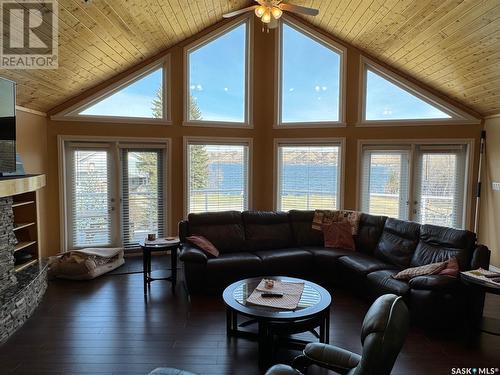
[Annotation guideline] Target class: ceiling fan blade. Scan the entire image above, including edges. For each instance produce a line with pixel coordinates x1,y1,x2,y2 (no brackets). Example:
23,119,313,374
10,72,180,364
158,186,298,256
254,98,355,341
223,5,258,18
279,3,319,16
268,18,279,29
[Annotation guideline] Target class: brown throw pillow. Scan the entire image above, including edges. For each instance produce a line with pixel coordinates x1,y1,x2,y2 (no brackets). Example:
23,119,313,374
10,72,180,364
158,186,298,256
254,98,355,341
393,261,447,281
186,235,219,258
439,256,459,278
323,222,355,251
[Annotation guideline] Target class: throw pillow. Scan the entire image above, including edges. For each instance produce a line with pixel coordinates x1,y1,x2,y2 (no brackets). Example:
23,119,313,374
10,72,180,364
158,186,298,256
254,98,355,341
439,256,459,278
312,210,362,235
323,222,356,251
186,235,219,258
393,261,447,281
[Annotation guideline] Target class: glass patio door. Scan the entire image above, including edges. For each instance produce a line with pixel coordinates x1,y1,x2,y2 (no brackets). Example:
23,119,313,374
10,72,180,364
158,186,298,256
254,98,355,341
412,145,467,228
66,143,119,248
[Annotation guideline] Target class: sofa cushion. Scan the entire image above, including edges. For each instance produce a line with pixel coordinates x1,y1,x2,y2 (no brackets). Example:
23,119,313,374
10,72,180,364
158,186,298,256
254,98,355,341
374,218,420,268
366,270,410,297
410,224,476,270
206,252,262,282
254,248,313,277
188,211,245,253
242,211,294,251
354,214,387,255
288,210,323,246
338,253,399,276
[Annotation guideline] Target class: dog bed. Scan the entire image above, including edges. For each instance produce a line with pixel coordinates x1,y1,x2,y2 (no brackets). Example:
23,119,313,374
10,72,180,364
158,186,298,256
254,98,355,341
49,247,124,280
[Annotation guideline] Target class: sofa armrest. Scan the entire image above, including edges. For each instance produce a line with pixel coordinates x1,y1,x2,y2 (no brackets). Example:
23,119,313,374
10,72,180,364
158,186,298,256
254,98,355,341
179,245,207,264
409,275,459,291
178,220,189,242
470,244,490,270
302,343,361,374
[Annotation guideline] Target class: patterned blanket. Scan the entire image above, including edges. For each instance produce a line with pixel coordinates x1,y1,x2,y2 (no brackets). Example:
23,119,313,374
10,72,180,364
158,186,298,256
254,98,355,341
312,209,362,235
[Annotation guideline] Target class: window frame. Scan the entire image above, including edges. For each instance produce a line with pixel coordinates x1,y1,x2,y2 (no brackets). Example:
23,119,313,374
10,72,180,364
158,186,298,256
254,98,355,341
183,136,253,217
275,16,347,128
52,57,171,125
358,57,480,127
356,138,475,229
274,138,346,211
58,135,171,252
183,15,253,128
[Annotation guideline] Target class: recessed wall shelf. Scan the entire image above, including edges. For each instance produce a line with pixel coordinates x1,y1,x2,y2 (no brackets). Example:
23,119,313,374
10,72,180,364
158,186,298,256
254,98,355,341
12,201,35,208
14,259,38,272
14,241,37,253
13,222,36,231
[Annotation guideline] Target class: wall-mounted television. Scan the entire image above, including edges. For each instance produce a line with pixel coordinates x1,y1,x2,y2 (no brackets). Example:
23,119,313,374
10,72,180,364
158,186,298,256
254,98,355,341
0,77,16,174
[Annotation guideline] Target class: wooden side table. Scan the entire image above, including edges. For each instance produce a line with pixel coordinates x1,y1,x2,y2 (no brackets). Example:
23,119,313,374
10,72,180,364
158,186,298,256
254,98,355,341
140,238,180,295
461,272,500,336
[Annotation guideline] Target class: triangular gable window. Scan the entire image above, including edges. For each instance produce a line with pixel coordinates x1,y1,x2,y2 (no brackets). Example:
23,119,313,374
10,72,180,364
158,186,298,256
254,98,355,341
362,61,477,124
53,59,169,122
80,67,163,119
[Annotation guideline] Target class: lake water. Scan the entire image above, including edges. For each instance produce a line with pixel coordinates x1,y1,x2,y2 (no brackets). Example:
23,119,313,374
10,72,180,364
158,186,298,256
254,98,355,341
206,164,391,194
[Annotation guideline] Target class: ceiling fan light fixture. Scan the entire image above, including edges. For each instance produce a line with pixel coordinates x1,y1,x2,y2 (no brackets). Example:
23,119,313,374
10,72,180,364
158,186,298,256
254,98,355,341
255,5,266,18
261,9,272,23
271,6,283,19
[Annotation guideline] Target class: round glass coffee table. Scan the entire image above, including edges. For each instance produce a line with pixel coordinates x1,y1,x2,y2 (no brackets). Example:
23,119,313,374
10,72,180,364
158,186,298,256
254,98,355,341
223,276,331,367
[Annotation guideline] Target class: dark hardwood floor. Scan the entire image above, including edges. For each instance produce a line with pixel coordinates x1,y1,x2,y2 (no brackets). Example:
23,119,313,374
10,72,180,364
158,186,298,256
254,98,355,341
1,255,499,375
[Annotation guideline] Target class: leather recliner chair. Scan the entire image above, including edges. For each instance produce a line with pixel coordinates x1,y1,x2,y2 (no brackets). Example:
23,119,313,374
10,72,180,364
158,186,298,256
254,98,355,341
265,294,410,375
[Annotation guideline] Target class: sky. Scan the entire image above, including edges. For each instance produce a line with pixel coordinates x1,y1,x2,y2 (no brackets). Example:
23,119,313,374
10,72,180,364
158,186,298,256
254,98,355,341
80,21,450,122
366,69,450,120
281,23,340,123
80,68,162,118
188,24,246,122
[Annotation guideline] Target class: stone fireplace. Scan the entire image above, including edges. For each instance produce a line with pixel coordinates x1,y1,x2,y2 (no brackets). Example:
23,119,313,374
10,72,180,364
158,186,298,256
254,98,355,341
0,197,18,294
0,175,47,344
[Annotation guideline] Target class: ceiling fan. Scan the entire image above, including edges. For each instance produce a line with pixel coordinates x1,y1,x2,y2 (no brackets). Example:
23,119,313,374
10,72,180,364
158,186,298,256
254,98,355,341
223,0,319,29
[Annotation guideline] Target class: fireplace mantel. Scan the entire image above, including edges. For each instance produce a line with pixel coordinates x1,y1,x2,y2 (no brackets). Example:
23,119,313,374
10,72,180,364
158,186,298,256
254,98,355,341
0,174,46,198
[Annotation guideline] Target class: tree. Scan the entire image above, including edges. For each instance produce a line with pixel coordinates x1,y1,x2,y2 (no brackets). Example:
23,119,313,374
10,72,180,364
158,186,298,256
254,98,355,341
385,170,399,194
151,88,203,120
151,88,209,189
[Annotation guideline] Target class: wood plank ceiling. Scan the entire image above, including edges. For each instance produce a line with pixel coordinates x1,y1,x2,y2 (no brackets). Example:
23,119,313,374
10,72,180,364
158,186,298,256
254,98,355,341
1,0,499,116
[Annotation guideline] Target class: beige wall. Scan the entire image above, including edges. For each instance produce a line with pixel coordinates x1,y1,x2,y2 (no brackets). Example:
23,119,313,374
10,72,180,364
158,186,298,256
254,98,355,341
478,117,500,268
43,17,484,256
15,109,49,256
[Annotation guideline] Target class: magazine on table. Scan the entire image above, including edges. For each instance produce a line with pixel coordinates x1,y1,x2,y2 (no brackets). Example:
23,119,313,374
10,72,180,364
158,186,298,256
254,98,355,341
461,268,500,287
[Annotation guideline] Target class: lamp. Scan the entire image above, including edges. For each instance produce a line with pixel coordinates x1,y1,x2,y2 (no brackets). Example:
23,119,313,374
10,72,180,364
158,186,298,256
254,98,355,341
271,6,283,19
261,9,272,23
255,5,266,18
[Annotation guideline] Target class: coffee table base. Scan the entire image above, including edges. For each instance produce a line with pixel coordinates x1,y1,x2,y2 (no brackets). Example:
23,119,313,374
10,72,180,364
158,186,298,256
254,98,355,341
226,306,330,368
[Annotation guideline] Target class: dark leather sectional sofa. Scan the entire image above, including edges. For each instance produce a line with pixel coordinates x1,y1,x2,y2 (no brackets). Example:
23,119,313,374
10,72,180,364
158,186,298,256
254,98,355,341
179,210,490,326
